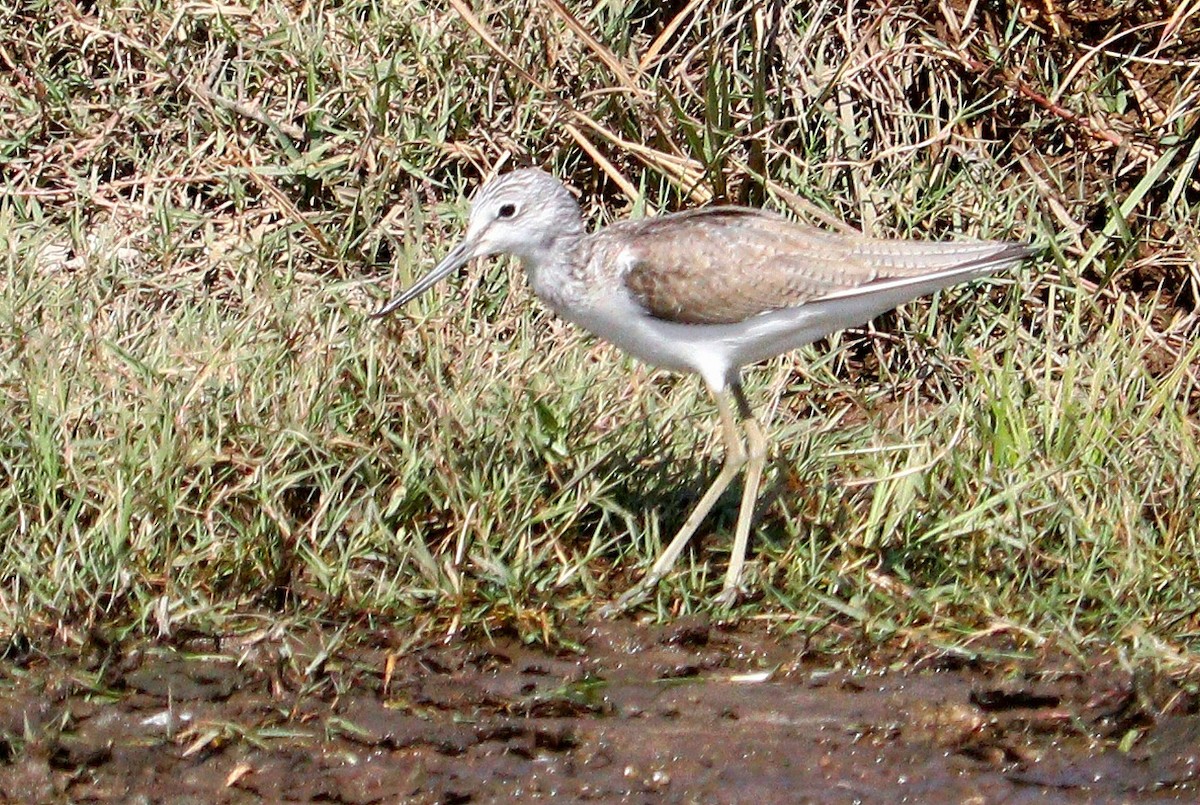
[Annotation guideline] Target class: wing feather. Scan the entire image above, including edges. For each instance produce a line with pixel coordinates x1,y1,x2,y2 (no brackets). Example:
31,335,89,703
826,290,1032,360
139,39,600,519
613,207,1030,325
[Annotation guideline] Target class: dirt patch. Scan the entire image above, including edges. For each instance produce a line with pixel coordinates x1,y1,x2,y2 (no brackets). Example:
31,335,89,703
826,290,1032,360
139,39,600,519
1,619,1198,803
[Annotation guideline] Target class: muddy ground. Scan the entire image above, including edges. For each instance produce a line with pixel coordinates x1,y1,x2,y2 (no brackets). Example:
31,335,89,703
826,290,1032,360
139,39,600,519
1,618,1198,803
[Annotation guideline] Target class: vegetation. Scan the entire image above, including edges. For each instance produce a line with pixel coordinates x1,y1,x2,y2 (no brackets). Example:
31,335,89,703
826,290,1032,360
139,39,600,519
1,0,1197,660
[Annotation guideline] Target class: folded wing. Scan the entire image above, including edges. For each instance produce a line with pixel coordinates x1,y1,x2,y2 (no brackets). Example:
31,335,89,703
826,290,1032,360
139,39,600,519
616,207,1032,325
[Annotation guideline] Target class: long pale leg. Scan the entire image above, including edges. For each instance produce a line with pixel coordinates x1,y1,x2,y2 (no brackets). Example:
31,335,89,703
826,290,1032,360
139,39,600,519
602,388,746,614
715,384,767,607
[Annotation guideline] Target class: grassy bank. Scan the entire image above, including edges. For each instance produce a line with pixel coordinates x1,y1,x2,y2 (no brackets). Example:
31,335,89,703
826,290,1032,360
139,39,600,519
1,0,1198,659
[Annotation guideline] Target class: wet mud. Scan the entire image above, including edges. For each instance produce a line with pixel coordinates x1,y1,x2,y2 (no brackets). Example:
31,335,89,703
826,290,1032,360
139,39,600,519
1,618,1198,803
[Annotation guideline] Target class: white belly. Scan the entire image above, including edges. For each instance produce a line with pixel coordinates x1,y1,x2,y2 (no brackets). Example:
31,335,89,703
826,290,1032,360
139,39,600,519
544,290,752,391
540,282,932,393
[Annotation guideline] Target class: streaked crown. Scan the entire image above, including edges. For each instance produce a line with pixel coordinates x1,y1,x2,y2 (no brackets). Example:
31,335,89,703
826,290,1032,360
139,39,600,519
462,168,585,263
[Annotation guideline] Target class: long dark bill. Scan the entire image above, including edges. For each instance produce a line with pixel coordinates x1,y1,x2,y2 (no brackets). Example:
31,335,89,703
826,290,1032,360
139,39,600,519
370,238,477,320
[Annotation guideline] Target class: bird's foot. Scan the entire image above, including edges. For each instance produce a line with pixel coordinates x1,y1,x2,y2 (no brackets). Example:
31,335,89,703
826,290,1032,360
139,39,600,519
598,574,661,618
713,583,743,610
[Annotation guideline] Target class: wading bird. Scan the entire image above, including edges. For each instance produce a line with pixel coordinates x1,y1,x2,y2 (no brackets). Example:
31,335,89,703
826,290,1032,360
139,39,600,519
373,168,1033,612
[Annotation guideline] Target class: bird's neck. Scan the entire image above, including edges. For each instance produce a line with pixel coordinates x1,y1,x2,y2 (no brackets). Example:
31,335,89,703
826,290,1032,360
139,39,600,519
523,230,588,313
526,227,583,261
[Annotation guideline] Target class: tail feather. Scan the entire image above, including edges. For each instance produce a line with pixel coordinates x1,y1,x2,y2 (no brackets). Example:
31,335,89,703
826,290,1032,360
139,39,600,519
821,242,1035,303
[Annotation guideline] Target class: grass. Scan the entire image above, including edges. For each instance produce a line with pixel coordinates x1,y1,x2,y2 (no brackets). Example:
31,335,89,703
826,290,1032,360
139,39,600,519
1,0,1198,661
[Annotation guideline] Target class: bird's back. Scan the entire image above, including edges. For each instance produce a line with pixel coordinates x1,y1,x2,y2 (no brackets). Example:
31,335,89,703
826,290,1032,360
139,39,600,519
586,207,1031,326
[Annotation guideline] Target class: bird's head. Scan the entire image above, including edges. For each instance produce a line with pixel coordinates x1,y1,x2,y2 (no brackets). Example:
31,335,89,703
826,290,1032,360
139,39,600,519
372,168,583,319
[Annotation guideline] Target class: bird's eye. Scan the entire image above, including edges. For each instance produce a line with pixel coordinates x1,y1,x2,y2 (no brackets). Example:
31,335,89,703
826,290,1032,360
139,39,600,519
497,203,518,220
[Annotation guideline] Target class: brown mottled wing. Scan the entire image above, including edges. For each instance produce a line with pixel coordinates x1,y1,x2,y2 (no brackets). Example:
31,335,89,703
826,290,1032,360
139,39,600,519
617,207,1021,325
